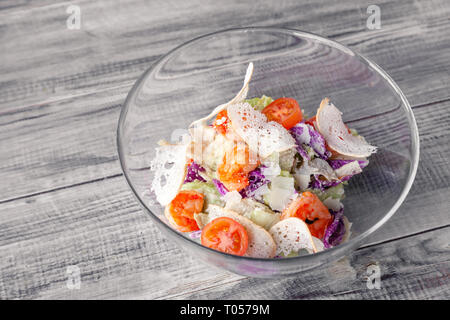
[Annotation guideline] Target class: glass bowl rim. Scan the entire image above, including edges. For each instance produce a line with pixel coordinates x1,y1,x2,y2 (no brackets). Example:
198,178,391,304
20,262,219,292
117,26,420,263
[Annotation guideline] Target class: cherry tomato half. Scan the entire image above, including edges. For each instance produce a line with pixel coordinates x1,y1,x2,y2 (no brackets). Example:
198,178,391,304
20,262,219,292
281,191,332,239
262,97,303,129
201,217,249,256
166,190,204,232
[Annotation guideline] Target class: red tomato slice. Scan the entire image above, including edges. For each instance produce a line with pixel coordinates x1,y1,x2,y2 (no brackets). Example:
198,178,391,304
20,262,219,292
213,110,230,135
201,217,249,256
281,191,332,239
166,190,204,232
262,97,303,129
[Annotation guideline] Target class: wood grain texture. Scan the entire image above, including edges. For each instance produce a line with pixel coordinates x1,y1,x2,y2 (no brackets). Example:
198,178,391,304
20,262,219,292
0,86,128,201
174,226,450,300
0,173,448,300
0,174,242,299
0,0,449,110
0,0,448,202
1,93,449,235
0,0,449,300
0,100,448,299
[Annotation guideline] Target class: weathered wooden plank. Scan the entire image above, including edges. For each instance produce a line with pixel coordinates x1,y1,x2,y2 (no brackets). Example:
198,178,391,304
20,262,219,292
0,86,128,202
0,171,447,300
0,1,61,11
0,96,449,299
0,0,448,203
0,0,449,301
0,99,446,300
0,84,448,205
0,174,244,299
0,0,448,202
0,0,449,110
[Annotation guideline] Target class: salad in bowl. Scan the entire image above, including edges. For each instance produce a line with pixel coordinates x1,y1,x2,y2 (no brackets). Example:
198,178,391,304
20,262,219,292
150,63,377,259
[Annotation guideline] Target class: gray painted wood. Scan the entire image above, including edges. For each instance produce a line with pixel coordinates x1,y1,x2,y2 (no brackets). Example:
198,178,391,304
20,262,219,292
1,0,449,109
175,226,450,300
0,0,449,299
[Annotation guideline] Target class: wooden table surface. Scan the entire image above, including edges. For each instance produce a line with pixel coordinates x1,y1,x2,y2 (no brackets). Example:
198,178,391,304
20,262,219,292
0,0,449,300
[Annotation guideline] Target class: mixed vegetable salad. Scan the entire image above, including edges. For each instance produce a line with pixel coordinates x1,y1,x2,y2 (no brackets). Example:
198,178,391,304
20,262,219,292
150,63,376,258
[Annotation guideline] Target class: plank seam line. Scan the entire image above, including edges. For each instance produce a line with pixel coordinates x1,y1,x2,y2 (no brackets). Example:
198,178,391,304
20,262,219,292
0,82,135,117
159,224,450,300
0,173,124,204
3,78,449,121
0,1,73,18
357,223,450,251
0,96,448,204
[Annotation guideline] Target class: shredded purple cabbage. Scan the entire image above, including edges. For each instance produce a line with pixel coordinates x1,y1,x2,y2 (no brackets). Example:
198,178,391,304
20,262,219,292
309,177,325,191
184,162,206,183
212,179,228,196
308,126,331,160
289,124,310,160
309,159,369,190
297,144,310,160
327,159,369,182
309,175,342,191
323,207,346,248
239,167,269,198
290,123,331,160
328,159,369,170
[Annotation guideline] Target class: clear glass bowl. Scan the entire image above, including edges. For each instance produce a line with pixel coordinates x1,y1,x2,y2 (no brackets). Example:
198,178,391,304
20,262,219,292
117,27,419,277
